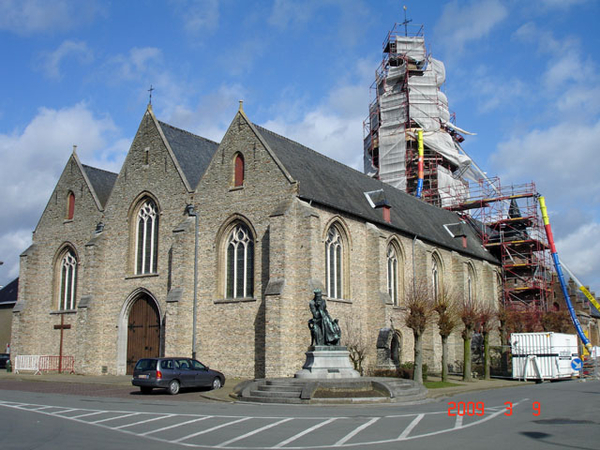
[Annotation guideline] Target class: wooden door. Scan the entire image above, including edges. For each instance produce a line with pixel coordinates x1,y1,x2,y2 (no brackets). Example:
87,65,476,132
126,295,160,374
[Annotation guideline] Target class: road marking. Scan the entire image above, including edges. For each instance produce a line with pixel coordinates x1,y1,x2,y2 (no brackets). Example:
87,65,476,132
69,410,106,419
49,408,78,415
172,417,251,443
0,399,521,449
398,413,424,439
139,416,213,436
113,413,175,430
216,418,293,448
272,417,338,448
335,417,380,446
454,414,464,428
89,412,141,424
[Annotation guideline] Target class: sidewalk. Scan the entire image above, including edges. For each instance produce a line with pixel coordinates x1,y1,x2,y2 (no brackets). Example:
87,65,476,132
0,370,535,403
423,374,535,399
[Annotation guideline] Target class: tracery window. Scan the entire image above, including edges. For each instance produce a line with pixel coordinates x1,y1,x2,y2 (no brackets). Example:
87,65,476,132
432,253,442,301
59,249,77,310
226,223,254,298
387,243,400,306
135,199,159,274
467,263,476,303
325,225,344,299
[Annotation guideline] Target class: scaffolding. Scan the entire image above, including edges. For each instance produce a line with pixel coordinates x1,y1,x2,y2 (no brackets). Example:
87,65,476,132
363,22,471,206
443,178,552,311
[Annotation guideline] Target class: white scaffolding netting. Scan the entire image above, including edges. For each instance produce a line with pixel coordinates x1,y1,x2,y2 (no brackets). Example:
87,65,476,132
373,34,475,193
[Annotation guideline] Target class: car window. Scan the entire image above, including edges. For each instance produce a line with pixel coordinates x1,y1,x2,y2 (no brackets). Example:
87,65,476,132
190,360,206,370
134,359,156,371
160,359,174,370
176,359,190,370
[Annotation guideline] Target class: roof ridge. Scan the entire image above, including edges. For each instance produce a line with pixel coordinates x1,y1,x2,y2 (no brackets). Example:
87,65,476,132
253,122,369,179
81,164,118,176
157,120,220,146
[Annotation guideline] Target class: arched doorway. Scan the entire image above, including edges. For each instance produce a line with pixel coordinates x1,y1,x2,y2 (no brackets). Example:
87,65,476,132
126,294,160,374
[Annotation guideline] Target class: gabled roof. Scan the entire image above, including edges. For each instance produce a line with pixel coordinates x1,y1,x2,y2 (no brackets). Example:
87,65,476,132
158,121,219,189
0,278,18,306
253,123,497,263
81,165,118,208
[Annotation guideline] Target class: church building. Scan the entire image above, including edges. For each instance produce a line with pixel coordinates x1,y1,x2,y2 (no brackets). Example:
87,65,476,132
12,105,501,377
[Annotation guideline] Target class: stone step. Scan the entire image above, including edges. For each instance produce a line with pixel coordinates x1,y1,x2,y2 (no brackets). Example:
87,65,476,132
248,389,301,399
265,379,304,386
256,384,303,393
238,395,305,405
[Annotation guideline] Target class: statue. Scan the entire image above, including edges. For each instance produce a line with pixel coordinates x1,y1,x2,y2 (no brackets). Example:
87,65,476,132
308,289,341,346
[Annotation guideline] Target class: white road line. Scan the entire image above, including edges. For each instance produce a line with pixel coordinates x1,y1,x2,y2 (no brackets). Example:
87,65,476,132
50,409,78,415
335,417,380,446
89,412,141,424
69,410,105,419
271,417,339,448
139,416,213,436
215,418,293,448
113,413,175,430
173,417,251,443
398,413,424,440
454,415,464,428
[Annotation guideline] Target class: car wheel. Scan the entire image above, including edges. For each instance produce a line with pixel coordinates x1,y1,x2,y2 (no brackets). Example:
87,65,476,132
168,379,180,395
140,386,153,394
212,377,222,390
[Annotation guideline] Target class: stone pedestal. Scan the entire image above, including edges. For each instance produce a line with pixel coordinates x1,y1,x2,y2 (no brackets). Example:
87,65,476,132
294,346,360,379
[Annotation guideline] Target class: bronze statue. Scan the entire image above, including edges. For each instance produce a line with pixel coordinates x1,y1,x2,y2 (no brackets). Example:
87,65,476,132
308,289,341,346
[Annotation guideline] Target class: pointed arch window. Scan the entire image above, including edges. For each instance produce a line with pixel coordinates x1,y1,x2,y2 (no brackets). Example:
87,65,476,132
326,225,345,299
226,223,254,298
66,192,75,220
432,253,442,301
466,263,476,303
387,242,403,306
59,249,77,310
234,153,245,187
135,199,159,274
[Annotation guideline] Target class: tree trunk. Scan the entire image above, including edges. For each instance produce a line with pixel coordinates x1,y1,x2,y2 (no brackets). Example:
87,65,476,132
413,331,423,384
463,329,472,382
483,331,491,380
499,321,509,375
441,334,449,382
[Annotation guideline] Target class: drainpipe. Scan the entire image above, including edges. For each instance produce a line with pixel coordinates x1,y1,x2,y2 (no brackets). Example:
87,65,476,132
186,204,199,360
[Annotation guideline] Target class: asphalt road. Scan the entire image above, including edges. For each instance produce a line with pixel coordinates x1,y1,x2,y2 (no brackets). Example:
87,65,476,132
0,378,598,449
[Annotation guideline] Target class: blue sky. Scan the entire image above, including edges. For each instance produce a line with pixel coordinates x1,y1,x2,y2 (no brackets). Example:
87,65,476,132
1,0,599,297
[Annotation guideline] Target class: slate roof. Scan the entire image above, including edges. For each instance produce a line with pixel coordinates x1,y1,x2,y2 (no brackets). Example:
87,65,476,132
82,165,118,208
158,121,219,189
0,278,18,306
253,123,498,264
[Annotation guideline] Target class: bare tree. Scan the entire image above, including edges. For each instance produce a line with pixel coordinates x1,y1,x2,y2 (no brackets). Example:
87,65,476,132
459,297,479,382
405,280,434,384
478,303,496,380
342,319,367,375
433,286,459,382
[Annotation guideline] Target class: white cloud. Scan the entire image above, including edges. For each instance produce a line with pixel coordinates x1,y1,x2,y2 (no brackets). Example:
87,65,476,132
268,0,318,29
435,0,508,53
555,222,600,290
492,120,600,204
170,0,220,36
37,40,93,80
260,61,372,171
105,47,163,82
0,0,105,35
0,103,122,286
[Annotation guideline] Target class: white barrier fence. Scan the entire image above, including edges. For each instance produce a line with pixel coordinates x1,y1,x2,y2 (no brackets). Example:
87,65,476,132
14,355,75,374
14,355,41,374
